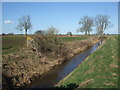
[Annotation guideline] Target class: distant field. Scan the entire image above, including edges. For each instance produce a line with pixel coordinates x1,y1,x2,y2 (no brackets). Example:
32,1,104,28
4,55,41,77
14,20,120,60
57,35,118,88
2,35,88,54
58,36,87,42
2,36,26,54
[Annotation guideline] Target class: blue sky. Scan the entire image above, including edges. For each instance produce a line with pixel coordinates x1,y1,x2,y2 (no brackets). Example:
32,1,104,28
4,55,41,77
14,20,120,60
2,2,118,34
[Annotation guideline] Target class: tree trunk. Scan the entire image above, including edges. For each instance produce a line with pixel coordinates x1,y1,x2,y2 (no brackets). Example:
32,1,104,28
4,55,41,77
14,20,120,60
25,29,27,38
25,29,27,47
85,31,87,35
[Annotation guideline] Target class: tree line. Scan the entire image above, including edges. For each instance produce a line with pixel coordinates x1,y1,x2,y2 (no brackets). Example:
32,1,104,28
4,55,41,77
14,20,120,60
16,14,112,36
77,15,112,35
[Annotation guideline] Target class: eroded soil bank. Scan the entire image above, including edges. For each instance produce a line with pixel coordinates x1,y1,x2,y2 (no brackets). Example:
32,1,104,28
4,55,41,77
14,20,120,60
2,37,100,90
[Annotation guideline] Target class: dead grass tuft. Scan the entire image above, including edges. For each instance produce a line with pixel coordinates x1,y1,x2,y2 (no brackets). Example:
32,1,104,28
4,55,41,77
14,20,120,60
110,64,118,68
104,83,115,86
79,79,94,87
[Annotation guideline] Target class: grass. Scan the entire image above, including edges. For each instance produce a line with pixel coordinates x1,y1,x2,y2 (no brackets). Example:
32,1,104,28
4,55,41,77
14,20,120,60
58,36,87,42
2,36,26,54
57,35,118,88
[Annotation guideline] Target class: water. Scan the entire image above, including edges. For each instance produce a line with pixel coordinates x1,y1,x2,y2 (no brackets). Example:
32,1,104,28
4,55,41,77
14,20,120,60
25,41,102,89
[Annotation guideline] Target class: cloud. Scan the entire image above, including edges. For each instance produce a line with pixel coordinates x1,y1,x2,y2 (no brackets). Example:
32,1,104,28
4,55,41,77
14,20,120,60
4,20,14,24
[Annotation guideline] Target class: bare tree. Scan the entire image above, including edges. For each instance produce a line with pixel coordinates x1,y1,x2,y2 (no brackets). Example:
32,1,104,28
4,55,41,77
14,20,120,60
46,26,59,35
94,15,111,35
16,15,32,37
77,16,94,35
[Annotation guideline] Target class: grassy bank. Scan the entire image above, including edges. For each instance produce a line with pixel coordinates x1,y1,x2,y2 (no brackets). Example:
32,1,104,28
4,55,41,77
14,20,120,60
57,35,118,88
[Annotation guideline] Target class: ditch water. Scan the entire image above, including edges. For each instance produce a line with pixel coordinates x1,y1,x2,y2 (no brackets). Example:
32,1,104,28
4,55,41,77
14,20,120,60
25,41,102,89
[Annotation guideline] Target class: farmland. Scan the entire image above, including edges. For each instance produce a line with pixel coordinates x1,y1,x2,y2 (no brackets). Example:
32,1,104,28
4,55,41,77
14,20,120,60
2,35,100,88
2,35,88,54
2,36,26,54
2,35,119,89
58,36,87,42
56,35,119,88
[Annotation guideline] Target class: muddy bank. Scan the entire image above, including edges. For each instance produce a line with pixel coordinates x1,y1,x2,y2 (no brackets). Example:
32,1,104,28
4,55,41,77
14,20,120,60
2,37,100,89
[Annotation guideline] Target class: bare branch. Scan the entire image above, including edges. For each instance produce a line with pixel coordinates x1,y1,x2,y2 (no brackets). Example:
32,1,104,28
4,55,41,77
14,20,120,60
77,16,94,35
16,15,32,36
94,15,111,35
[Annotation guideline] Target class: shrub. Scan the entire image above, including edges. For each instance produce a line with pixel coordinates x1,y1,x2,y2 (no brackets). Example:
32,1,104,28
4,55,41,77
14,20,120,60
32,26,68,58
7,33,14,35
66,32,72,36
2,33,6,36
34,30,44,35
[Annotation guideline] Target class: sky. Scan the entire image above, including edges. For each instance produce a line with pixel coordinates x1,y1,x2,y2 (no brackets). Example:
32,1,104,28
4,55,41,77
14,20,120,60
1,0,119,2
2,2,118,34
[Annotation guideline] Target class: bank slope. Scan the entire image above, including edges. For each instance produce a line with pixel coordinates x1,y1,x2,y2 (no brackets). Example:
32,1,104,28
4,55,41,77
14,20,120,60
57,35,118,88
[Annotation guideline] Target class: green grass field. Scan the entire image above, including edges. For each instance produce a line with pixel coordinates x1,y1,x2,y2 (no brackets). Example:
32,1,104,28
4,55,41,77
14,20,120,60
58,36,87,42
57,35,118,88
2,36,26,54
2,35,88,54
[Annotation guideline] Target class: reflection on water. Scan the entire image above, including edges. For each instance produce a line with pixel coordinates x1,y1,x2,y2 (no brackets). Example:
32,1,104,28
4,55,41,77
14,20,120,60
26,41,102,89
